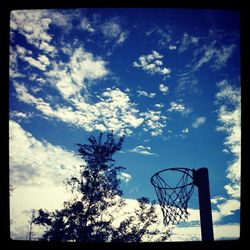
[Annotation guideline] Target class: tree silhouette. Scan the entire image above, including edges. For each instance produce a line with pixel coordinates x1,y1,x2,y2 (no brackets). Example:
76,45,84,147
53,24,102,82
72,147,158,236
33,132,171,242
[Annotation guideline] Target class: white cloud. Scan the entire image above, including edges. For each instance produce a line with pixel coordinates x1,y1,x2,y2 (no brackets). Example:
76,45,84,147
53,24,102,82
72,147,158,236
211,196,226,204
159,83,169,94
182,128,189,134
169,223,240,241
169,45,177,50
13,82,144,136
129,145,156,156
216,199,240,216
16,45,32,56
117,31,128,45
192,117,206,128
133,51,171,76
168,102,185,112
215,80,241,200
9,120,83,187
10,111,33,121
141,110,167,136
10,46,24,79
118,172,132,183
46,47,108,99
38,54,50,66
15,45,51,71
137,90,156,98
9,116,87,240
167,102,191,116
10,10,57,54
155,103,164,109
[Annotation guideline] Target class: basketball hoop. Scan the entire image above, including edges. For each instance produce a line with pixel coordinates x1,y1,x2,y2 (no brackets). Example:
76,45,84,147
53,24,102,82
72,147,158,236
151,168,195,226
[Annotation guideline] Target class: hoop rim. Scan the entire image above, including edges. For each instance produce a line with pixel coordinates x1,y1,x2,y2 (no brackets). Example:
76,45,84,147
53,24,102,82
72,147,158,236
151,167,194,190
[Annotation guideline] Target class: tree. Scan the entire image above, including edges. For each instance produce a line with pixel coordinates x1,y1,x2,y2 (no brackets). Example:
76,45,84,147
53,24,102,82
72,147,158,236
33,132,171,242
26,209,37,240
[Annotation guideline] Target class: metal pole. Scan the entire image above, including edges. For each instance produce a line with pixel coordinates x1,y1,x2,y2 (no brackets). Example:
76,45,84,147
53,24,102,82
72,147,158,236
193,168,214,241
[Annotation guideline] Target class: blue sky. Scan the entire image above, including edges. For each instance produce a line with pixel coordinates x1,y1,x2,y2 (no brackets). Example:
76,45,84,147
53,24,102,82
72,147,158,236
9,8,241,241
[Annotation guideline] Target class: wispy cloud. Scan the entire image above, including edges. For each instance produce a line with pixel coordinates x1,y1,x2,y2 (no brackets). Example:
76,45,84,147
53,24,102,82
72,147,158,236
133,51,171,76
80,17,95,33
193,43,236,72
129,145,157,156
100,17,129,45
176,71,199,94
178,32,199,53
192,117,206,128
79,15,129,50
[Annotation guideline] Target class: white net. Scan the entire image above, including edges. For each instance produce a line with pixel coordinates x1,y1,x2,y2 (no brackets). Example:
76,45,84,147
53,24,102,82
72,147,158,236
151,168,195,226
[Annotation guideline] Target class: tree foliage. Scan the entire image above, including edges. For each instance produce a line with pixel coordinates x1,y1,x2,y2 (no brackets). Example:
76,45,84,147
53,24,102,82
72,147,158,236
33,132,171,242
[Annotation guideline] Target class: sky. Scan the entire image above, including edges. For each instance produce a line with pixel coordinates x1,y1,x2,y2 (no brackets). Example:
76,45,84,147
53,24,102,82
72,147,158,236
9,8,241,241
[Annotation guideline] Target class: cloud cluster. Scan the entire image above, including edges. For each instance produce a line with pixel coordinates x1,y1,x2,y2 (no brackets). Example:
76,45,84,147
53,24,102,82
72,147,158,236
133,51,171,76
13,82,144,136
10,10,57,54
13,41,170,138
141,110,167,136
